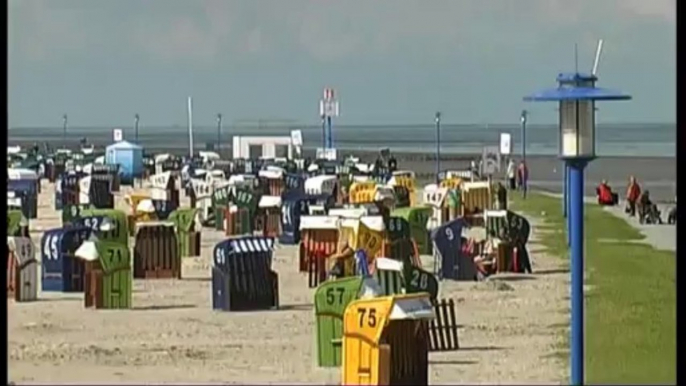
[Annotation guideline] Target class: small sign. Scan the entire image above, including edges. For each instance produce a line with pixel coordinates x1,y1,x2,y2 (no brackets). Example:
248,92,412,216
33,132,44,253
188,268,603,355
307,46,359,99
316,148,337,161
481,146,501,175
113,128,123,142
499,133,511,155
290,130,303,146
319,100,340,117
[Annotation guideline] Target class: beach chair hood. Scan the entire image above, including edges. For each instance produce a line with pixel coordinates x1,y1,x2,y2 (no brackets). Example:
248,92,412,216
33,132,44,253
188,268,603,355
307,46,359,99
7,236,35,264
168,208,201,233
7,210,26,236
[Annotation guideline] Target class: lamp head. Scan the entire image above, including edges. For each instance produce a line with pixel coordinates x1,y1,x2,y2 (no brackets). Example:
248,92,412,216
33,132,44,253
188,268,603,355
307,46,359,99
559,100,596,160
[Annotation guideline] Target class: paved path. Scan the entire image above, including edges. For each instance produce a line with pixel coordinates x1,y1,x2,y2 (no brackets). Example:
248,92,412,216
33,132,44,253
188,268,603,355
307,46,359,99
601,203,675,252
538,192,675,252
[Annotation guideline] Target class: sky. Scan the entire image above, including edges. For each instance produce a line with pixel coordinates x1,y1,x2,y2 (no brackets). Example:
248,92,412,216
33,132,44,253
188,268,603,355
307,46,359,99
8,0,676,128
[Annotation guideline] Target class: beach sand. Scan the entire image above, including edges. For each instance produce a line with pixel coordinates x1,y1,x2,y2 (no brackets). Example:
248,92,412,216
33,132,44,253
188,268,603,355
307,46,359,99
8,180,573,384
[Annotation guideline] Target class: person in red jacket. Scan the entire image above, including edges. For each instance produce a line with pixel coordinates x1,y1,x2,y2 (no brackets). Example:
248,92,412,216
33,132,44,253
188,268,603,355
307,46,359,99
625,176,642,216
596,180,616,206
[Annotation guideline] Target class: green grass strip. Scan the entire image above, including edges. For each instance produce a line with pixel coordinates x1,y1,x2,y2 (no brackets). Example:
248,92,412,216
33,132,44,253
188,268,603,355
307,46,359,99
510,192,675,384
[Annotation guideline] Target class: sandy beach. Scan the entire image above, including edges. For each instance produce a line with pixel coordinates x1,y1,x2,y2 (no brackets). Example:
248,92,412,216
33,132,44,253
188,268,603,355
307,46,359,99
9,179,572,384
8,0,675,382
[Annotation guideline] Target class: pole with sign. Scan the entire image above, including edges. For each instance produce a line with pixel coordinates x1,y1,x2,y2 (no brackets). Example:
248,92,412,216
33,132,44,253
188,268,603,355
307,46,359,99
319,88,339,149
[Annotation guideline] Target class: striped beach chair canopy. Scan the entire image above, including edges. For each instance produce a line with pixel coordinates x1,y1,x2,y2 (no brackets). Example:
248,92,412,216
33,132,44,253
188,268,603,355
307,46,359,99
213,236,276,267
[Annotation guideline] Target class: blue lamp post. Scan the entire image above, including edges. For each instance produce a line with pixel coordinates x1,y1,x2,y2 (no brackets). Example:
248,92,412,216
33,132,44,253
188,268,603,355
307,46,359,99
321,114,327,149
565,163,570,245
524,66,631,384
327,115,333,149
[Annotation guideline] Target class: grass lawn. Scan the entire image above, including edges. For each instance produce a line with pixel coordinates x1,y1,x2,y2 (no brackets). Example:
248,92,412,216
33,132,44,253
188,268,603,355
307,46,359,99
510,192,676,385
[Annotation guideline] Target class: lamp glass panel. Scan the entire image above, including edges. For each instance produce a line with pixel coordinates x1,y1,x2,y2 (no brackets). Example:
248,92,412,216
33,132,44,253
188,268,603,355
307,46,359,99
577,100,594,157
560,101,577,156
560,101,594,158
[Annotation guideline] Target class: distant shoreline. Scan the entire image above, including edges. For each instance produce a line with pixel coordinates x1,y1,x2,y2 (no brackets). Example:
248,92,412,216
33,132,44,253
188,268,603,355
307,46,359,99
8,135,675,202
7,121,676,130
6,138,677,160
9,121,675,158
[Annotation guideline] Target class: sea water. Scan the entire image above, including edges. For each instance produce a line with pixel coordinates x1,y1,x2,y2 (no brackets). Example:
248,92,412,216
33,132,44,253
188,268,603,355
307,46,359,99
8,122,675,158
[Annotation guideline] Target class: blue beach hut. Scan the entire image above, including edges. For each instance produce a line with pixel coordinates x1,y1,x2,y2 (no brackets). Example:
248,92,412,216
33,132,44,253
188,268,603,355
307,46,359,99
105,141,143,184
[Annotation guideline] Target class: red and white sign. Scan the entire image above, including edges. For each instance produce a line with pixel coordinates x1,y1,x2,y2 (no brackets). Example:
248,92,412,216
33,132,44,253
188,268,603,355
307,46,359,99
319,87,340,117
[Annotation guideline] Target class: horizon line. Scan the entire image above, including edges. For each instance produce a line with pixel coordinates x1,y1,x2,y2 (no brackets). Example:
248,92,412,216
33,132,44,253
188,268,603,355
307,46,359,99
7,121,676,130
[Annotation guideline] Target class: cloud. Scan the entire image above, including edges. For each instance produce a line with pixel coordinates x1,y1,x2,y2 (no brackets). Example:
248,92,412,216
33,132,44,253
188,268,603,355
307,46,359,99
532,0,675,25
617,0,675,23
9,0,89,61
127,0,237,63
9,0,676,65
243,28,264,54
292,7,367,62
127,1,268,62
278,1,483,61
269,0,676,62
130,15,222,62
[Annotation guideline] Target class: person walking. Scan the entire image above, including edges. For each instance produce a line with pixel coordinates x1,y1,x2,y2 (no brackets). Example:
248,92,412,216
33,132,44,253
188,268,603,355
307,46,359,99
506,159,516,190
625,176,642,217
